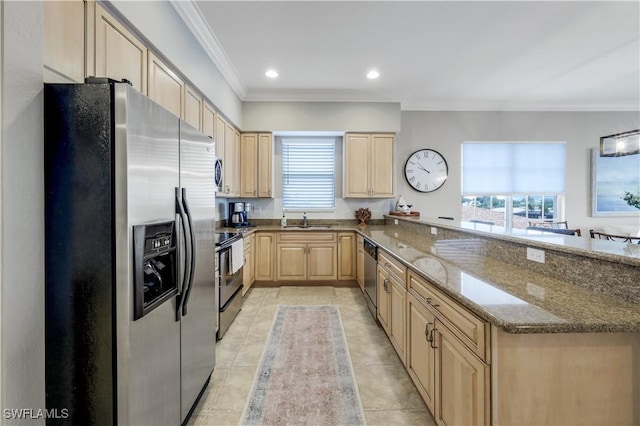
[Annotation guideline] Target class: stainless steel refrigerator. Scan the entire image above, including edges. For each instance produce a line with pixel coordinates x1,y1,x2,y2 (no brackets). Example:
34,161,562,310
45,80,216,425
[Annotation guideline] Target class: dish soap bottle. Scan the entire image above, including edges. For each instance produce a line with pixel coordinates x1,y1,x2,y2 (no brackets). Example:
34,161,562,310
281,214,287,227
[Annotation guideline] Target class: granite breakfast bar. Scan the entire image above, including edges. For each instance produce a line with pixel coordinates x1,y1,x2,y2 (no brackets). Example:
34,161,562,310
231,216,640,425
360,216,640,426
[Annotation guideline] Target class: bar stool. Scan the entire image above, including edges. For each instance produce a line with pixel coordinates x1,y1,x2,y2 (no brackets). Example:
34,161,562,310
589,230,640,244
527,220,568,229
526,226,581,236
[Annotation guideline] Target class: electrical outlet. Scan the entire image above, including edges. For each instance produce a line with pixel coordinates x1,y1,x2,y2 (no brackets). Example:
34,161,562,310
526,283,545,300
431,227,437,235
394,219,398,225
526,247,545,263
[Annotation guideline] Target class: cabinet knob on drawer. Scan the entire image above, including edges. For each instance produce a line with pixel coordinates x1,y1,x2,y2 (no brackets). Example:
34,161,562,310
426,297,440,308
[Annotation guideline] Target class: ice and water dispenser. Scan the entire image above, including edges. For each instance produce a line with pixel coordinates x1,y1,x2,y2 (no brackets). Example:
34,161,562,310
133,221,178,320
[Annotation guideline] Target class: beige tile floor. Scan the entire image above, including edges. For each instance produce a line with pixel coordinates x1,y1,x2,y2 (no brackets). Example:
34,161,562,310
188,286,436,426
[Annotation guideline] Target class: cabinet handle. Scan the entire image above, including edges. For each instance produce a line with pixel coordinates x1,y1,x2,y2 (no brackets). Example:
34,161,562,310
383,278,390,293
425,297,440,309
430,327,438,349
425,322,433,342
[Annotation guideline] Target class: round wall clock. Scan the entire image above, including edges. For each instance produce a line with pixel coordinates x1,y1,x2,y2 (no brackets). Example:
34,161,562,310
404,149,449,193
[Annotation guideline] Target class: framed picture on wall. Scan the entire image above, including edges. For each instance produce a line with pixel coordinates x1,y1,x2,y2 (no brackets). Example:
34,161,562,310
591,149,640,217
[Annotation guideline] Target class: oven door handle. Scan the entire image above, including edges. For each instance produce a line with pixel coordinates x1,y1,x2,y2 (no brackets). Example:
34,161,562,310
175,187,191,321
180,187,197,317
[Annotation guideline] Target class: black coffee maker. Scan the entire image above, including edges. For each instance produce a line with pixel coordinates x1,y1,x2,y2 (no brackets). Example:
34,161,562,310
228,202,250,227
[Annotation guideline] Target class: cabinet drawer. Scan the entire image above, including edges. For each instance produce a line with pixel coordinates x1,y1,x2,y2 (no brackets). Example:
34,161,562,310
378,249,406,287
277,231,337,243
408,270,488,362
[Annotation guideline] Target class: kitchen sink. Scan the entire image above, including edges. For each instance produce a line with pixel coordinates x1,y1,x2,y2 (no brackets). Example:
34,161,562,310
284,225,332,229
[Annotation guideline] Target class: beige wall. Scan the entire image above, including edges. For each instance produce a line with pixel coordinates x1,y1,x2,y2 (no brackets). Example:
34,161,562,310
1,1,45,423
396,111,640,234
242,101,401,133
109,0,243,126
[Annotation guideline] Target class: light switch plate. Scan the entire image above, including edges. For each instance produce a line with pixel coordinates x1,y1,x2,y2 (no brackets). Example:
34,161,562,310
431,227,437,235
394,219,398,225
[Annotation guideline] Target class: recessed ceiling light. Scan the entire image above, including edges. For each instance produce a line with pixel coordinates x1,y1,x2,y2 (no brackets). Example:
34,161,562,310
366,70,380,79
265,70,278,78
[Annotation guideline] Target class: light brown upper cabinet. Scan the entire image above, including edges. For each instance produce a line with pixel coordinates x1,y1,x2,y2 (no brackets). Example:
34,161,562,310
240,133,273,198
91,3,147,94
148,52,184,118
184,85,203,131
344,133,394,198
202,103,216,141
44,0,85,83
222,124,241,197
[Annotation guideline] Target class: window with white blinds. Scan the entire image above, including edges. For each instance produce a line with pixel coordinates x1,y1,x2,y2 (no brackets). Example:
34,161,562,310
462,142,566,195
282,138,336,211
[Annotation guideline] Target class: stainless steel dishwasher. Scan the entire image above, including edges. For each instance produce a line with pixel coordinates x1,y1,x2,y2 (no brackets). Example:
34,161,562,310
363,238,378,320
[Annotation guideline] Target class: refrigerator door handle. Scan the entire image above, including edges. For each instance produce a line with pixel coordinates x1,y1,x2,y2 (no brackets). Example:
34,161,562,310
181,187,197,316
176,187,192,321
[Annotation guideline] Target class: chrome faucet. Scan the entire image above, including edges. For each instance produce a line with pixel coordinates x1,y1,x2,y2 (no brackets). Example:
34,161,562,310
302,212,308,227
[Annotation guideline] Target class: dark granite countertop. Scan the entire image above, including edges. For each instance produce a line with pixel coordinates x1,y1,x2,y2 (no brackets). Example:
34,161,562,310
219,224,640,334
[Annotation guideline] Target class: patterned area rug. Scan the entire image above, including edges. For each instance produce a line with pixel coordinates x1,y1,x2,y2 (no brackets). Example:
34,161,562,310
240,305,366,426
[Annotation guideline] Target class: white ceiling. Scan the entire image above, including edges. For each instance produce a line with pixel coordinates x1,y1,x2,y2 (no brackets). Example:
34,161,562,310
178,1,640,111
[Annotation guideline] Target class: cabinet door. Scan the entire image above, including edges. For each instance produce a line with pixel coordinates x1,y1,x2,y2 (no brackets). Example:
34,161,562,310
356,236,365,290
224,123,239,197
337,233,356,280
254,233,275,281
94,4,147,94
370,134,394,197
389,278,407,364
434,319,490,426
148,52,183,118
242,246,251,296
248,235,256,284
240,133,258,198
308,243,337,280
257,133,273,198
276,244,307,281
344,134,371,197
184,85,203,130
202,103,215,140
377,266,391,333
44,0,85,83
407,293,436,413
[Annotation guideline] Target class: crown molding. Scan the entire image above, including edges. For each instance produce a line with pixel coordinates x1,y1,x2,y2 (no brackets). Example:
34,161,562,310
243,89,402,103
170,0,246,99
400,100,640,112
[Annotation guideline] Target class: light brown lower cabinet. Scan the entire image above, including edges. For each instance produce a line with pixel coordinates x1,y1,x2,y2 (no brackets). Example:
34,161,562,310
275,232,337,281
407,292,489,425
434,318,490,426
377,264,406,364
356,235,364,291
242,233,255,296
407,293,436,412
337,232,356,280
254,232,275,281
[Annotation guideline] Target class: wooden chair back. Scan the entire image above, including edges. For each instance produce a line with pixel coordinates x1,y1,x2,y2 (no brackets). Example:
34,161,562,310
589,230,640,244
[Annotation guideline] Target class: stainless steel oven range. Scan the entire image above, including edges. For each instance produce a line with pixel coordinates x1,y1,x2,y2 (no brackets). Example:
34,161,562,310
215,232,244,339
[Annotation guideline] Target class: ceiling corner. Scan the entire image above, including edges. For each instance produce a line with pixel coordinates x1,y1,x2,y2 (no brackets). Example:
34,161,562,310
170,0,247,99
